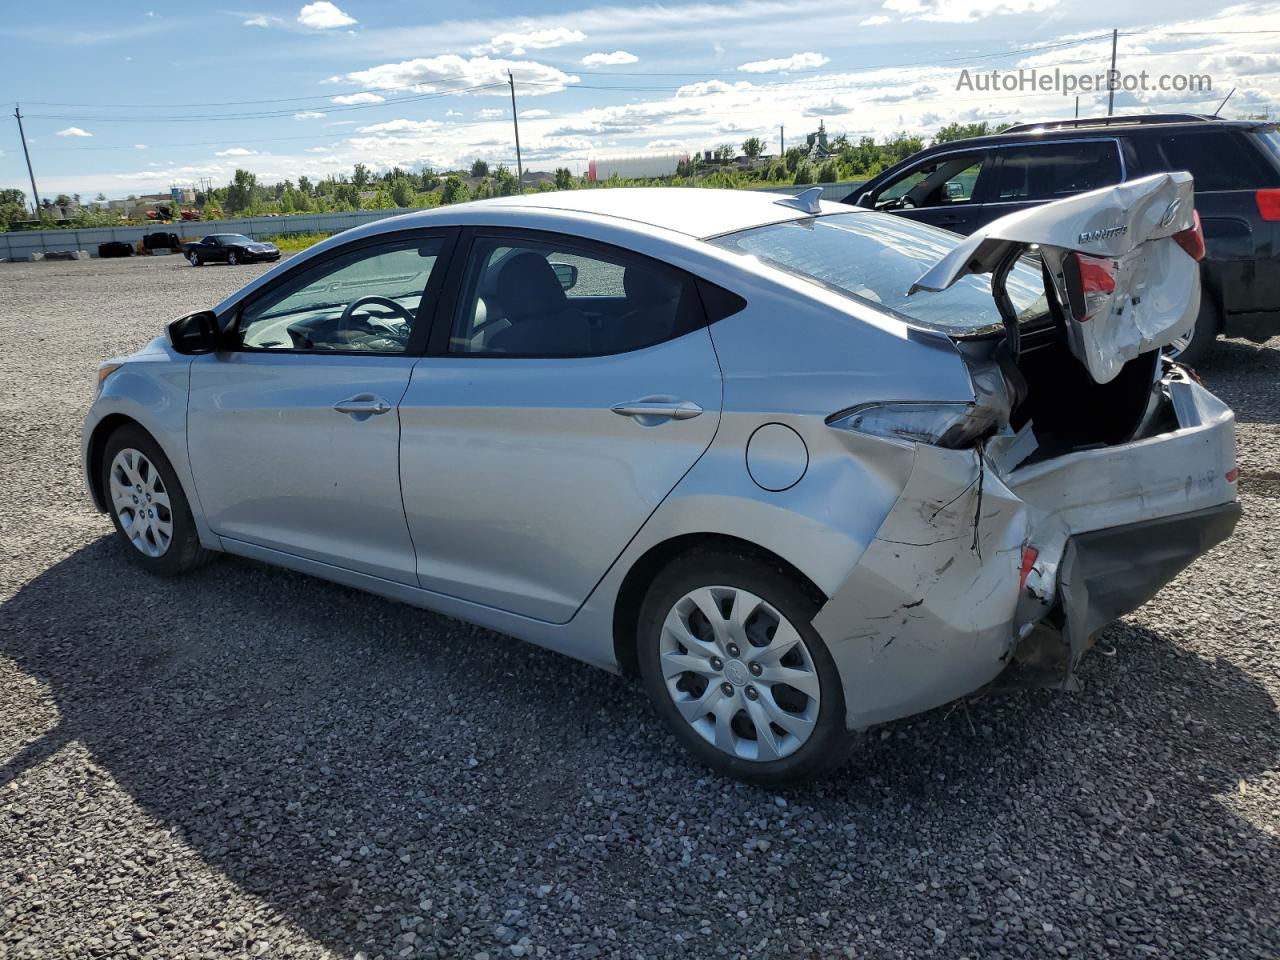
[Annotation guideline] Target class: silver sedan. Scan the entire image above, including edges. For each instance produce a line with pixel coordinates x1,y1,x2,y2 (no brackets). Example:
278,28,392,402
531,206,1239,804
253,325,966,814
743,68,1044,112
84,181,1239,784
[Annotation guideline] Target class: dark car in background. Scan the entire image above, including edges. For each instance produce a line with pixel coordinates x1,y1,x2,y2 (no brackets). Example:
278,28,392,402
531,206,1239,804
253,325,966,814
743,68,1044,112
844,114,1280,363
183,234,280,267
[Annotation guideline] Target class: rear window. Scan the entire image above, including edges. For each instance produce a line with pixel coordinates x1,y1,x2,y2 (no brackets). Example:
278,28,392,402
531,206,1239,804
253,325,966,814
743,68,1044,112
1252,127,1280,163
1155,131,1276,190
709,212,1046,335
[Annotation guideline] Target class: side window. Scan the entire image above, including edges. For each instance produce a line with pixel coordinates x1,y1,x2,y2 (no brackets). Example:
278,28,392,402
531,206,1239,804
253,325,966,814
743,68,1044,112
450,236,702,357
238,236,444,353
874,154,986,209
994,142,1122,201
1157,132,1269,191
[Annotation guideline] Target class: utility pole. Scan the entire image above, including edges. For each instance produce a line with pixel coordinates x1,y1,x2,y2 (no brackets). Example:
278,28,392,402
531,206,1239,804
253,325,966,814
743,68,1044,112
1075,96,1079,119
1107,28,1118,117
507,71,524,192
14,105,42,217
779,125,785,156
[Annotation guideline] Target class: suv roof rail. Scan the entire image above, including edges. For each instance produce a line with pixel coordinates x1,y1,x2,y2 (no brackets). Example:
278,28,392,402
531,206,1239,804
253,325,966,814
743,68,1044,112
1002,114,1218,133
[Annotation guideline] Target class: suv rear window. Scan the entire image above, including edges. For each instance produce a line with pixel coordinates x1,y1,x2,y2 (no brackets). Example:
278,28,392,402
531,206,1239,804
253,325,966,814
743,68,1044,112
710,212,1047,335
1155,131,1276,190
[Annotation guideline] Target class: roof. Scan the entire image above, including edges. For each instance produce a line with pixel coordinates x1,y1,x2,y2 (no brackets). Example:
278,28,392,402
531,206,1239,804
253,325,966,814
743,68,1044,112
455,187,842,238
916,115,1271,154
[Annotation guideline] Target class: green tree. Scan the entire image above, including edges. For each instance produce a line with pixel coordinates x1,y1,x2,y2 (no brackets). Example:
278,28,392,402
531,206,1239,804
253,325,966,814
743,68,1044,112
784,146,806,173
470,159,490,178
440,175,467,205
298,175,314,196
0,187,27,231
816,159,840,183
554,167,575,190
224,169,259,214
493,165,519,197
714,143,735,161
793,162,815,185
389,177,415,207
741,136,764,158
352,162,371,190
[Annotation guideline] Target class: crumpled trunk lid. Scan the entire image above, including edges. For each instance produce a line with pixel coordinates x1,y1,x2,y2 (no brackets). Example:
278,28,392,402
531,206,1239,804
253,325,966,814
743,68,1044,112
909,172,1200,384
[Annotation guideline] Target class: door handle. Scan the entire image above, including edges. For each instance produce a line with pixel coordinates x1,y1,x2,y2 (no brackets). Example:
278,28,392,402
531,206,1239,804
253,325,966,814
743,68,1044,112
333,394,392,417
611,398,703,422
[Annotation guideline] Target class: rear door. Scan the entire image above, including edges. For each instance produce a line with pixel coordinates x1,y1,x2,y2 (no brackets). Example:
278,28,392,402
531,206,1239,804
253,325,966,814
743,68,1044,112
398,229,724,623
984,139,1125,225
911,172,1200,384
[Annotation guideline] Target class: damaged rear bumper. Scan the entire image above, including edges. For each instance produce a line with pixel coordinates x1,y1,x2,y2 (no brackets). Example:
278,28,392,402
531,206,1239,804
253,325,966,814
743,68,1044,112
812,373,1238,730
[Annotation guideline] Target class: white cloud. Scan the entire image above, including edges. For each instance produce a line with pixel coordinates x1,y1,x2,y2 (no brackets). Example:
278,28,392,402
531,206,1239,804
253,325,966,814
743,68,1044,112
675,79,756,97
473,26,586,55
883,0,1057,23
861,14,891,24
802,98,854,115
1203,52,1280,76
306,146,333,153
325,119,358,126
738,52,828,73
475,108,506,120
294,110,326,120
135,144,148,150
330,92,385,105
243,14,273,27
581,50,639,66
340,55,579,97
297,2,356,30
446,109,463,117
356,119,442,134
215,147,257,156
520,108,551,118
56,126,93,138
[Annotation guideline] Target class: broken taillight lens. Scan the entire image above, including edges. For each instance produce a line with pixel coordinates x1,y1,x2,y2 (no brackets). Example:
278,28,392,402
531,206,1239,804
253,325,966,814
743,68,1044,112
827,401,999,449
1065,251,1117,323
1173,210,1206,262
1256,189,1280,221
1019,546,1039,591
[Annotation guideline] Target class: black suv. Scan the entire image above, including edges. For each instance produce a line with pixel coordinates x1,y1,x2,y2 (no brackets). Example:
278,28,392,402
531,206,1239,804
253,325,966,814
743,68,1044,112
844,114,1280,363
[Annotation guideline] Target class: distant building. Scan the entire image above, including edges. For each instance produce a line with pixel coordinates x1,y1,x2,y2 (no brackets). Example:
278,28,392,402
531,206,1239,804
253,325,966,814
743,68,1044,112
588,153,689,181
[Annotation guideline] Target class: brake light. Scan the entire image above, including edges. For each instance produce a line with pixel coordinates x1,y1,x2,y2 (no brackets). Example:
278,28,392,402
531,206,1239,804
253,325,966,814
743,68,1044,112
1173,210,1205,262
1226,468,1239,483
1257,189,1280,221
1019,546,1039,591
1068,252,1117,322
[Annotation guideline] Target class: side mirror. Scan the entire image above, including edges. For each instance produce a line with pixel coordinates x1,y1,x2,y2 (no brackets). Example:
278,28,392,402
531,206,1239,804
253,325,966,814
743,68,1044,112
167,310,222,355
551,261,579,291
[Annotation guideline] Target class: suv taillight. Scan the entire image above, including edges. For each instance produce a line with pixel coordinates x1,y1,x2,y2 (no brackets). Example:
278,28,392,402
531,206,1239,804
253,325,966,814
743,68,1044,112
1174,210,1205,262
1257,189,1280,221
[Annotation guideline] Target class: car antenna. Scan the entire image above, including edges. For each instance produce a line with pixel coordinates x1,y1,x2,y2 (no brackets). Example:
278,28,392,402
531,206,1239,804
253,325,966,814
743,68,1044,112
774,186,823,215
1211,87,1235,118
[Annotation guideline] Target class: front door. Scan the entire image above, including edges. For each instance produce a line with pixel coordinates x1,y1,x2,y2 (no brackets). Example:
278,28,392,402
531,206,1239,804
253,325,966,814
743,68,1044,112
870,151,994,234
187,230,455,583
399,230,724,622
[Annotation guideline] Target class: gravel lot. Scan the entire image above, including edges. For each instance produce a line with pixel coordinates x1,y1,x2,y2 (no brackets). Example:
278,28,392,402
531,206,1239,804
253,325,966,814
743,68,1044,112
1,254,1278,960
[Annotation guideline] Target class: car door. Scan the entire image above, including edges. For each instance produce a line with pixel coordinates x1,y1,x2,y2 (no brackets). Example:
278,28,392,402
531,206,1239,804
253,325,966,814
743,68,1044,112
983,139,1125,227
204,237,226,262
398,229,724,623
865,150,995,234
186,229,457,584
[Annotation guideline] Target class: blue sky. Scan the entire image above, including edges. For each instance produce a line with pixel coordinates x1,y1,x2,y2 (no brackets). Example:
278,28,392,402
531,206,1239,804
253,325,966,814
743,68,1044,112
3,0,1279,199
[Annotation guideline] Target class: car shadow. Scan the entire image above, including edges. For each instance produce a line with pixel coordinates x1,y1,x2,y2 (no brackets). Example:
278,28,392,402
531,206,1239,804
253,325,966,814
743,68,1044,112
2,536,1278,957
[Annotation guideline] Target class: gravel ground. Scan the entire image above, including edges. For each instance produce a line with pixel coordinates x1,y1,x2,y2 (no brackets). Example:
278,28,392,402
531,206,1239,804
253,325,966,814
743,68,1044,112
1,254,1278,960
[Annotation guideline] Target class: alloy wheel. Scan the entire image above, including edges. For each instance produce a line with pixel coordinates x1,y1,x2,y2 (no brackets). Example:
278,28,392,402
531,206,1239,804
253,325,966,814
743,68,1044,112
188,252,200,266
108,448,174,558
659,586,821,761
228,252,239,265
1165,321,1195,359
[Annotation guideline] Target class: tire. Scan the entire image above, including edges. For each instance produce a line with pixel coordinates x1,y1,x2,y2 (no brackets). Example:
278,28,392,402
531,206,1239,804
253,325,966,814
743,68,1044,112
228,251,240,266
101,425,214,577
1166,294,1219,367
188,251,201,267
637,550,852,786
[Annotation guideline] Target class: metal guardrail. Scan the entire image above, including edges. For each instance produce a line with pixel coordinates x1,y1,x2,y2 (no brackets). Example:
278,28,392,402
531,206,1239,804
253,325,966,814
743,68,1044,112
0,182,866,261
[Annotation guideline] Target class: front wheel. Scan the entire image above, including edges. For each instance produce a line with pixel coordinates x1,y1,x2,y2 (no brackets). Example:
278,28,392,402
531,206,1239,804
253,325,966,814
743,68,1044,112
228,251,240,266
637,550,852,785
101,425,213,576
188,251,201,267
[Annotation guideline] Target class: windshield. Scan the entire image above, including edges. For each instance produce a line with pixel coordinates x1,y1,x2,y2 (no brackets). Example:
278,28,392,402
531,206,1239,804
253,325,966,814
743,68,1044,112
215,234,254,244
710,212,1048,334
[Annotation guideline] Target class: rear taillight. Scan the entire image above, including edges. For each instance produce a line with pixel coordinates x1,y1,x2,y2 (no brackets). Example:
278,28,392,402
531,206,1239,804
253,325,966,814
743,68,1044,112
1019,546,1039,592
1067,251,1117,323
1257,189,1280,221
1174,210,1206,261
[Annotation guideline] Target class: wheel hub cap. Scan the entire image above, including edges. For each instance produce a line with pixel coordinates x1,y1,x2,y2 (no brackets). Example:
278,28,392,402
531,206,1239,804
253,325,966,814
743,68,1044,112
659,585,821,762
108,448,174,558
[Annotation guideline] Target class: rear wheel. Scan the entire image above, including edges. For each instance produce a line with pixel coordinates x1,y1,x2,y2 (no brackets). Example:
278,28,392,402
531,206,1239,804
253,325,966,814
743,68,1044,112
188,251,201,267
101,425,213,576
637,550,852,785
1166,295,1219,367
228,251,240,266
